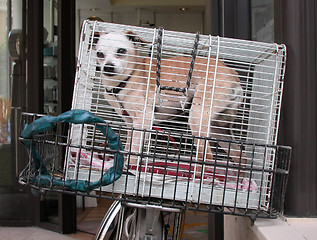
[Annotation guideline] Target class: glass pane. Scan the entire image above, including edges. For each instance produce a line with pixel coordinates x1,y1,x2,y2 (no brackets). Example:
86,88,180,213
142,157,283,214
0,0,30,223
0,0,11,179
38,0,60,226
251,0,274,42
0,0,10,151
43,0,58,115
0,0,9,98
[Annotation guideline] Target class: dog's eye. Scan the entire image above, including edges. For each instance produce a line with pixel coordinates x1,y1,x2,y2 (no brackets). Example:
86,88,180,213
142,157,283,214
97,51,105,58
117,48,127,55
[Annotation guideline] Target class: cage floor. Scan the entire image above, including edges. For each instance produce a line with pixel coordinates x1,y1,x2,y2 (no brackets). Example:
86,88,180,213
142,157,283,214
66,168,261,210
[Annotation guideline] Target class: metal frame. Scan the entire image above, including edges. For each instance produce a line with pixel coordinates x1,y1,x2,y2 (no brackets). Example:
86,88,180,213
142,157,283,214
12,0,77,232
275,0,317,216
211,0,251,39
57,0,77,233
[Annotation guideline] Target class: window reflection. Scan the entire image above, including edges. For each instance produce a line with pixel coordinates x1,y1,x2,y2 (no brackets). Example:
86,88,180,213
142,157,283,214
251,0,274,42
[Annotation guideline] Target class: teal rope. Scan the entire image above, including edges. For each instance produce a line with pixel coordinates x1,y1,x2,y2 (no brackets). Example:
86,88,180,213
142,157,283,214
21,109,124,192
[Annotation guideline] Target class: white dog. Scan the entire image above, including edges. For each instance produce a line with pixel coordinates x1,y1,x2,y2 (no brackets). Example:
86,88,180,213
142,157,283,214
94,31,245,174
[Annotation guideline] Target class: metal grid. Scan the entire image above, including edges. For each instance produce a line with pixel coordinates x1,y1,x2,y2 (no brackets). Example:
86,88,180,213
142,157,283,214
73,21,286,145
68,21,287,213
19,112,291,219
67,20,287,212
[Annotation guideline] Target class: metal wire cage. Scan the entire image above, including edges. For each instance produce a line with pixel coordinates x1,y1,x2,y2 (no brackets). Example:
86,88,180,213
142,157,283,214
18,21,291,220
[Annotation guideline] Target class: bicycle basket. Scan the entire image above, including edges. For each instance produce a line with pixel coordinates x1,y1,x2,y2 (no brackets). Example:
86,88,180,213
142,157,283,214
19,111,291,219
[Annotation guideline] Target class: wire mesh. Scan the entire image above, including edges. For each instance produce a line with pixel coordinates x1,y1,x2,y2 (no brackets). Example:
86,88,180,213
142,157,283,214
19,21,290,219
19,112,291,219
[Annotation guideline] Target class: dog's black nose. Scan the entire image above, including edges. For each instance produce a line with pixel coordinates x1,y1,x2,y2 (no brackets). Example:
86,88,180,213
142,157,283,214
103,63,116,76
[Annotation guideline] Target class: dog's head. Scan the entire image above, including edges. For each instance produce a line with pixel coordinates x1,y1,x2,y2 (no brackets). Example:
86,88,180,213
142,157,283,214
94,31,147,89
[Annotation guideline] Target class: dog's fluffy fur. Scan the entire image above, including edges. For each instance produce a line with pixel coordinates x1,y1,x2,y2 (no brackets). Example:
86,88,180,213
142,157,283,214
94,31,245,173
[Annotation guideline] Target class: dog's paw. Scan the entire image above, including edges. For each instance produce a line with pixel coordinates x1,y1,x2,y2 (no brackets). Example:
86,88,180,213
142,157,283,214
229,83,244,103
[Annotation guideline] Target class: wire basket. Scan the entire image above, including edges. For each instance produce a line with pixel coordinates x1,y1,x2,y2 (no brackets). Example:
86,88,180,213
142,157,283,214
19,110,291,219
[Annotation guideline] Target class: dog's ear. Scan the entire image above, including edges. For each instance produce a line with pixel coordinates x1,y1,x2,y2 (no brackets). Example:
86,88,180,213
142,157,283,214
125,31,149,44
92,32,100,49
91,32,106,49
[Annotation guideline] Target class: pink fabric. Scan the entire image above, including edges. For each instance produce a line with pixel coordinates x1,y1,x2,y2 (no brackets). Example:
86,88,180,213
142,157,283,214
69,150,112,171
67,151,258,191
128,161,258,191
241,178,258,191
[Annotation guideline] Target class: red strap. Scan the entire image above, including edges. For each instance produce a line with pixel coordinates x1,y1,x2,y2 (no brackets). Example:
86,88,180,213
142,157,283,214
128,161,225,181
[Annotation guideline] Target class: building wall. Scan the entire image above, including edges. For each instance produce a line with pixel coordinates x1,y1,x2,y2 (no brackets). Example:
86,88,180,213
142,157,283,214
224,216,259,240
77,9,203,32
